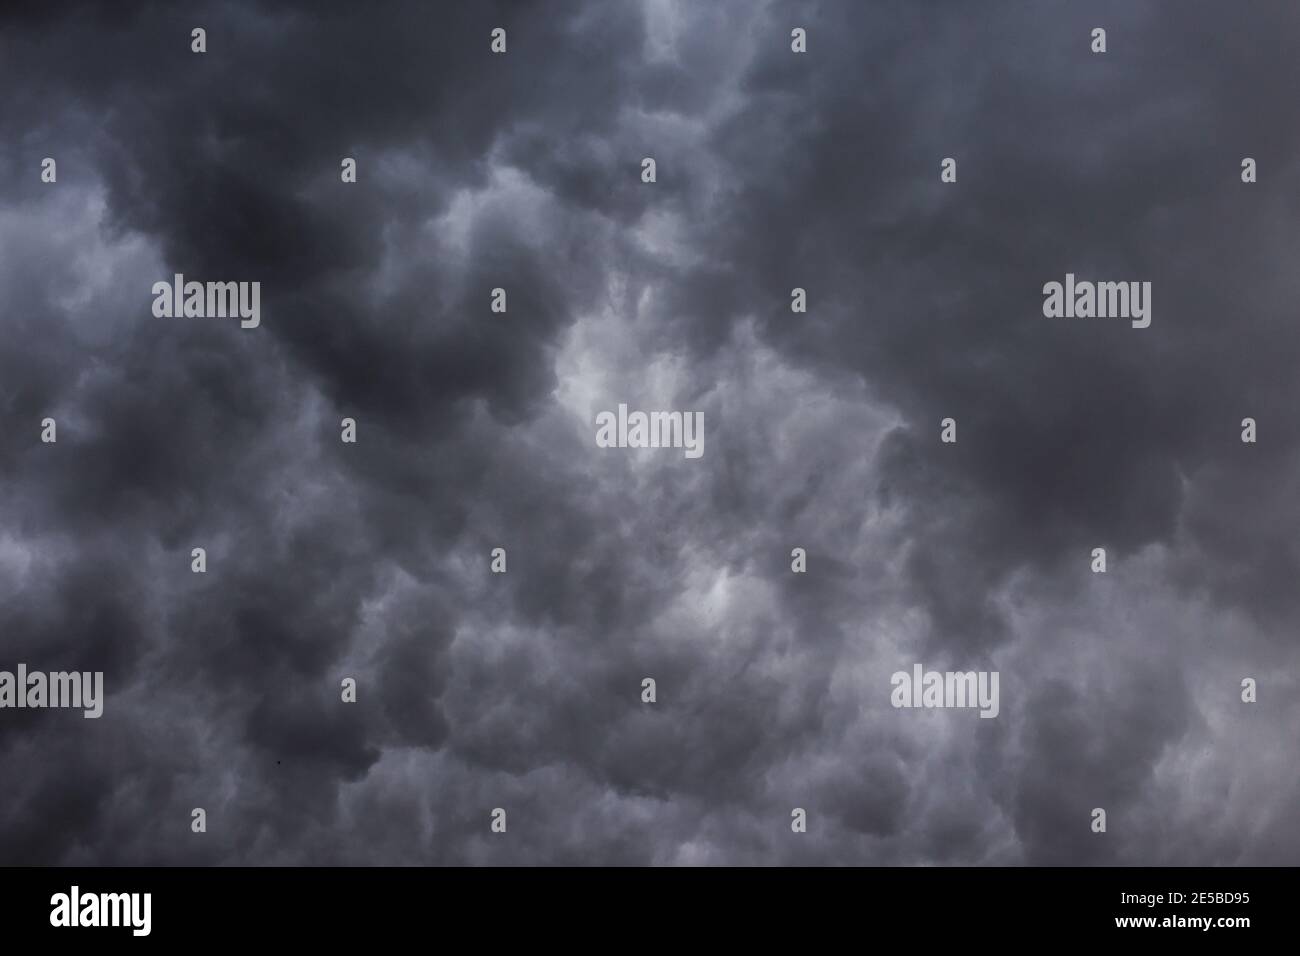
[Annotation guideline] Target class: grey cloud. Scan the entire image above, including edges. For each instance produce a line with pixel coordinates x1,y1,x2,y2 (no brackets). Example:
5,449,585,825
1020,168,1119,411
0,0,1295,866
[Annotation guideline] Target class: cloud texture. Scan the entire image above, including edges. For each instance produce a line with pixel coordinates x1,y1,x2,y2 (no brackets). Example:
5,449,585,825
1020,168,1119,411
0,0,1297,865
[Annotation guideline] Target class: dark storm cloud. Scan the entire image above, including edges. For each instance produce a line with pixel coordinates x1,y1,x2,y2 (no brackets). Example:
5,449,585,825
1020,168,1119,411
0,0,1296,867
686,0,1300,622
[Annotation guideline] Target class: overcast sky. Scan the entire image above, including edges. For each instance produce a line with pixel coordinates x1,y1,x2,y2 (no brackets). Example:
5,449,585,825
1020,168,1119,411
1,0,1297,865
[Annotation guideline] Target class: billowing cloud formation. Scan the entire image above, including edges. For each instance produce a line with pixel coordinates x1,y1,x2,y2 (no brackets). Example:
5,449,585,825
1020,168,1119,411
0,0,1297,865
